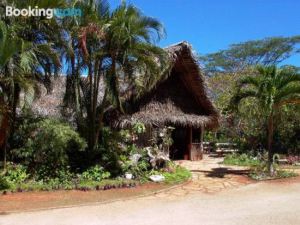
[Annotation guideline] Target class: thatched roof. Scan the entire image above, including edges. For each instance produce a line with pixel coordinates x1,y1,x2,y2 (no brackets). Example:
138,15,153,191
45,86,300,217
30,42,219,130
30,77,66,118
113,41,219,129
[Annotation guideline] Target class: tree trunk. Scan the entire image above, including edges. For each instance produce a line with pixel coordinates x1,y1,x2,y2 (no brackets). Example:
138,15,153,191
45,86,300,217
0,107,9,171
267,113,274,175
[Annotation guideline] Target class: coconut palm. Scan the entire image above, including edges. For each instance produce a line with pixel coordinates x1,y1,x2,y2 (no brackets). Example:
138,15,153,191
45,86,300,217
231,65,300,174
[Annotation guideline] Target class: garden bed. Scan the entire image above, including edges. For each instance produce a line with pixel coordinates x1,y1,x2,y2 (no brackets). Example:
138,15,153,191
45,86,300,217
0,167,191,213
222,153,299,181
0,182,174,214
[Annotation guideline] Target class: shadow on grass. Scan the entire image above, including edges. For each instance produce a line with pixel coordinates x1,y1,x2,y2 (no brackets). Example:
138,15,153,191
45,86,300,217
191,168,250,178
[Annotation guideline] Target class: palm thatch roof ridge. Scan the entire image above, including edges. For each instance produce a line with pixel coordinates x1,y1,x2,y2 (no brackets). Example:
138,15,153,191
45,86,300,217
113,41,220,129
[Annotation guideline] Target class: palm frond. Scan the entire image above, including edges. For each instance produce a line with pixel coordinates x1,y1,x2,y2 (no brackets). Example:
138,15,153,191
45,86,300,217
276,70,300,89
230,89,257,111
275,84,300,103
238,75,261,87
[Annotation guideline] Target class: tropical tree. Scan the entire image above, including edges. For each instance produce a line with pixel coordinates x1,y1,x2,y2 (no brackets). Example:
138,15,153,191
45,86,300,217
200,36,300,75
0,0,63,169
231,65,300,174
63,1,168,151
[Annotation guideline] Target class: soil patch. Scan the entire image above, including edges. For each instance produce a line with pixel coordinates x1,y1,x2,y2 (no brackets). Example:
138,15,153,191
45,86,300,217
0,183,171,213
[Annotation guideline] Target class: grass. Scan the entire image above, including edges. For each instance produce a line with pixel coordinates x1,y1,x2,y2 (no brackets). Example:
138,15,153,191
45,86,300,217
0,178,138,193
223,153,260,167
161,166,192,184
223,153,299,181
76,179,137,191
250,169,298,181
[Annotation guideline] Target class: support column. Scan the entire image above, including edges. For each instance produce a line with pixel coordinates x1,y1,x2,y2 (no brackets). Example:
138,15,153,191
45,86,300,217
186,126,192,160
200,124,204,158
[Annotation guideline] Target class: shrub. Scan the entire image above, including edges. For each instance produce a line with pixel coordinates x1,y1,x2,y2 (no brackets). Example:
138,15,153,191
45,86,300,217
81,165,111,181
12,119,87,180
0,176,11,190
161,164,191,184
4,162,28,184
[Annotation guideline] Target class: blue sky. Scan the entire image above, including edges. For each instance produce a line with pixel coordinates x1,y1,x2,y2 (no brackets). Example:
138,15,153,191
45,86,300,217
111,0,300,66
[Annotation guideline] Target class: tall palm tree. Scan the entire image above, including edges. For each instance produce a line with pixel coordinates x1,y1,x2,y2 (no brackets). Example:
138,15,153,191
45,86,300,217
64,1,168,151
0,21,39,170
0,0,63,169
106,2,168,108
231,65,300,174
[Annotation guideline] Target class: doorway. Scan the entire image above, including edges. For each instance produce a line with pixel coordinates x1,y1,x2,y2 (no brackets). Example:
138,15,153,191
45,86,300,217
170,128,189,160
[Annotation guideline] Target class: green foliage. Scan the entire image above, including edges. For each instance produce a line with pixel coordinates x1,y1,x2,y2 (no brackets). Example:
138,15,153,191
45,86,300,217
0,175,11,190
119,148,151,179
81,165,111,181
12,119,86,180
4,162,28,184
204,35,300,156
150,126,174,155
230,65,300,170
1,178,138,192
200,36,300,74
97,127,129,176
62,0,168,151
276,104,300,154
132,122,146,134
223,153,260,167
250,161,298,180
161,164,191,184
76,179,137,191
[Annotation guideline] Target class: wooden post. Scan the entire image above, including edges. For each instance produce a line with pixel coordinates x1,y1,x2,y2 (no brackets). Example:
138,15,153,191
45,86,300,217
200,124,204,158
186,126,192,160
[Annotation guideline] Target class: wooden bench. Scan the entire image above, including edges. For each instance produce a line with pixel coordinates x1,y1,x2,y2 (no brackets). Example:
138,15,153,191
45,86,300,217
215,143,238,156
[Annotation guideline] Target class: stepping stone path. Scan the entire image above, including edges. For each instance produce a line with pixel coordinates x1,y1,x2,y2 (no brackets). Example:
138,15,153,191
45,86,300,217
145,155,253,200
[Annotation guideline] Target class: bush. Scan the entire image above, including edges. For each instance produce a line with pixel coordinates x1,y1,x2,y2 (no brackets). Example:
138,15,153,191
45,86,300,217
81,165,111,181
0,176,11,190
4,162,28,184
12,119,86,180
161,164,191,184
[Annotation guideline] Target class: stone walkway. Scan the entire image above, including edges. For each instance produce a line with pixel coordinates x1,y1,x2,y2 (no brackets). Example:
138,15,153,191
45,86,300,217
144,155,252,200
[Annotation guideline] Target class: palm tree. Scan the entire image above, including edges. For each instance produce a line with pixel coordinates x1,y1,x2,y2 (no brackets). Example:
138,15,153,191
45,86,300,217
106,2,168,107
0,0,63,169
64,1,168,151
231,65,300,174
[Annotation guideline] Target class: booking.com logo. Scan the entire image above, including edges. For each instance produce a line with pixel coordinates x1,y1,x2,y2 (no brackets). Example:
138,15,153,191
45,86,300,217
5,6,82,19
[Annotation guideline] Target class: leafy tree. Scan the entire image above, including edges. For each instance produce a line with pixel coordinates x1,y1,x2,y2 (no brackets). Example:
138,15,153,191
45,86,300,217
231,65,300,174
200,36,300,74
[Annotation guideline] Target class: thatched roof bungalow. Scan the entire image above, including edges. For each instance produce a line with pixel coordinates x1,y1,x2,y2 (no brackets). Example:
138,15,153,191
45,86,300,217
112,41,219,160
113,41,219,129
31,41,219,160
